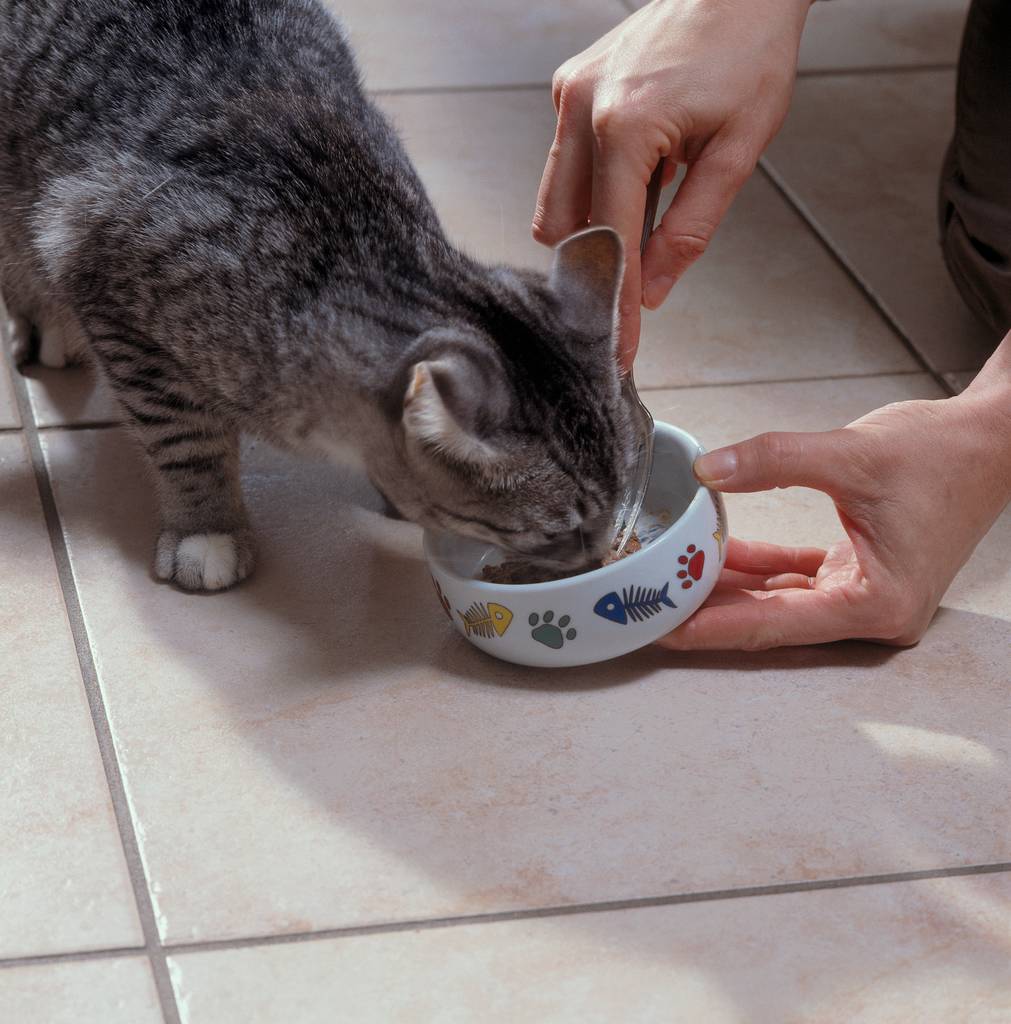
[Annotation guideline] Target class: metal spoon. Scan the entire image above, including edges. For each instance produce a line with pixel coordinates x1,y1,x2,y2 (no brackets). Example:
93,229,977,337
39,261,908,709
611,159,664,556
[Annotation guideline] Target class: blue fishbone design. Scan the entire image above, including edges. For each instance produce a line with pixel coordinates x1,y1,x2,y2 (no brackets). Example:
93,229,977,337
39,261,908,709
594,582,676,625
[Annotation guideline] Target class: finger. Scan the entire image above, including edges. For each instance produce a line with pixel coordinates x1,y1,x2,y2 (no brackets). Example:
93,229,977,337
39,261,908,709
715,568,779,592
589,139,656,369
694,429,858,496
641,139,753,308
713,569,814,592
693,584,770,604
723,537,827,577
657,586,861,651
764,573,817,591
533,99,594,246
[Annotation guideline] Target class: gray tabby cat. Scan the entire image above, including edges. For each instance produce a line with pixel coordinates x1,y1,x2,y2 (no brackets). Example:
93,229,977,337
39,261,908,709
0,0,633,590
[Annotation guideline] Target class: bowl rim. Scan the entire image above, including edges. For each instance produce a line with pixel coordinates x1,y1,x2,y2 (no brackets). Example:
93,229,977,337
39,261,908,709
423,421,711,596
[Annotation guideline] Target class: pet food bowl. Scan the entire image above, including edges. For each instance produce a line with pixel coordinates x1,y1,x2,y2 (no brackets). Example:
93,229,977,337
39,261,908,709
424,422,727,668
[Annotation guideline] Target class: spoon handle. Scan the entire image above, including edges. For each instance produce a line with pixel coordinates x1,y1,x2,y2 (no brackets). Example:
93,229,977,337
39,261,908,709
640,159,665,256
611,159,665,558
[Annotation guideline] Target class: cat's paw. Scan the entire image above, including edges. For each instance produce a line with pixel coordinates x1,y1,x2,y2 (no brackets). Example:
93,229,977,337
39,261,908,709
155,530,256,592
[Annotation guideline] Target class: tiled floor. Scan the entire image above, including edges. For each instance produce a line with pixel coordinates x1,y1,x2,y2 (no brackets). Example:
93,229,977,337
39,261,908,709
2,3,1009,1023
797,0,971,71
763,68,998,375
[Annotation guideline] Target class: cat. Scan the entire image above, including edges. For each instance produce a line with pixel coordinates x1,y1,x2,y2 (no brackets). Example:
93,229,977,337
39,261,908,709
0,0,634,591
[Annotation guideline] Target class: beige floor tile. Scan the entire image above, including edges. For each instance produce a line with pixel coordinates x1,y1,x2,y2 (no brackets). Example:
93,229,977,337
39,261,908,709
22,364,120,428
765,71,998,374
43,371,1010,944
0,434,142,957
0,355,18,428
380,90,916,388
799,0,969,71
170,873,1011,1024
0,958,161,1024
330,0,626,91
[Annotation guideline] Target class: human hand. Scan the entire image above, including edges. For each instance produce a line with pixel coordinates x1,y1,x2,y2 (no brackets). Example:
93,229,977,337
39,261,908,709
533,0,813,367
659,341,1011,650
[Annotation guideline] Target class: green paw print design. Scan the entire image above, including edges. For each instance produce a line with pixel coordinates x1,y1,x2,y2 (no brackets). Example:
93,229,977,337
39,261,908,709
529,611,577,649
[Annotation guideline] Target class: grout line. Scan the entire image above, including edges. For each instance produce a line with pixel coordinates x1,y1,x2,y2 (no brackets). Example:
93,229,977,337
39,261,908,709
1,370,939,443
36,419,122,431
796,62,957,79
636,368,928,393
3,860,1009,969
370,80,550,98
152,860,1011,954
757,159,956,397
21,372,937,439
6,359,182,1024
365,66,958,102
0,947,148,970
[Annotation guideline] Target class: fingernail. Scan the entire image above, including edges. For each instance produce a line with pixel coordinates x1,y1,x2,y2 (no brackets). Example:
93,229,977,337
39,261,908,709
695,448,737,484
643,275,673,309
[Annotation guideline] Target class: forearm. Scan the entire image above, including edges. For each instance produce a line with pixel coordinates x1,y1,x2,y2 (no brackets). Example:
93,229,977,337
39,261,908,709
955,332,1011,507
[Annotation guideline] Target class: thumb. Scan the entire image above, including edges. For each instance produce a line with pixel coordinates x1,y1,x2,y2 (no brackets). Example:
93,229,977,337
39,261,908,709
694,430,854,495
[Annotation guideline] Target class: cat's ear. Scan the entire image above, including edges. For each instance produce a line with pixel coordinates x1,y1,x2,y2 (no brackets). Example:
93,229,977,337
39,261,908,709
549,226,624,339
402,359,499,466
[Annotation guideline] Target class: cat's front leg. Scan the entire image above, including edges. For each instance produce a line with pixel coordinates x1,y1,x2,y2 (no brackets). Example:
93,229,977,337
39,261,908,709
144,426,255,592
100,363,256,591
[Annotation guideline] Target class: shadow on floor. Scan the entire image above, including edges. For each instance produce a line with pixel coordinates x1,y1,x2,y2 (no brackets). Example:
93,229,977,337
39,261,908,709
5,419,1010,1019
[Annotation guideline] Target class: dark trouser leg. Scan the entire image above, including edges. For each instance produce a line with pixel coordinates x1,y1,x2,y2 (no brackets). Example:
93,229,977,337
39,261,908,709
939,0,1011,336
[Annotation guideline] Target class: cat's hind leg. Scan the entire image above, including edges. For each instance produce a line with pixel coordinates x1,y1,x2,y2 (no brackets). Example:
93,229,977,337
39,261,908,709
1,296,89,368
3,310,35,366
96,349,256,591
34,305,89,369
1,247,88,368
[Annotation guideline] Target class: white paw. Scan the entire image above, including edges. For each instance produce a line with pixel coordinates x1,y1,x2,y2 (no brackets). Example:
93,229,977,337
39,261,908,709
155,530,255,592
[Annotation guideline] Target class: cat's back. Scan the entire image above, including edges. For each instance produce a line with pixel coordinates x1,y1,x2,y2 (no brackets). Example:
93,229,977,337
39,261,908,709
0,0,436,313
0,0,445,383
0,0,365,169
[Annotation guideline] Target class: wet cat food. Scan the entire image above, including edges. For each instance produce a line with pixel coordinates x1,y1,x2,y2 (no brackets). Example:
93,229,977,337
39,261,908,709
480,533,643,585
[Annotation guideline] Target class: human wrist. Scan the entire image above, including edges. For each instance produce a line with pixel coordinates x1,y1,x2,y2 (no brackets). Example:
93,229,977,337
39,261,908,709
951,369,1011,505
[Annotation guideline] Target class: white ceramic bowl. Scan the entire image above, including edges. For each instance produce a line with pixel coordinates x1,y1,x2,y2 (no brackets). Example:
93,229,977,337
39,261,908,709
424,422,728,668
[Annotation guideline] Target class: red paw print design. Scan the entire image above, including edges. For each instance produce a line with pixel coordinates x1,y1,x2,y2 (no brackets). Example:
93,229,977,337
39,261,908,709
676,544,705,589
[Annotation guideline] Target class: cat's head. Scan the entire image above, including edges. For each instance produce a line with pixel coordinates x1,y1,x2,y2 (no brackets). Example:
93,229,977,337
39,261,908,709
377,227,635,571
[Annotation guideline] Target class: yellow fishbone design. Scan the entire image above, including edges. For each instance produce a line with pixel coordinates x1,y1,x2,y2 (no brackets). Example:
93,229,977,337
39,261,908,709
457,602,513,639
